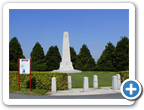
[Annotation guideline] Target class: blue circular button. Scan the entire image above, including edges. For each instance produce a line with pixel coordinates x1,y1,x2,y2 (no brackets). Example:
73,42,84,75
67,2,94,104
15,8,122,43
121,79,142,100
123,81,139,97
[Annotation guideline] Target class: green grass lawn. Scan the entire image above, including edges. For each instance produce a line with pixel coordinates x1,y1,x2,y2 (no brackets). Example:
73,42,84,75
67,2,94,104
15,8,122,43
9,87,48,95
68,71,119,88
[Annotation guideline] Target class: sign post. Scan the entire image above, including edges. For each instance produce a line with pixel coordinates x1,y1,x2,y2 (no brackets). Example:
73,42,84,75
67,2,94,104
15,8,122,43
18,58,31,91
30,58,31,91
18,58,20,91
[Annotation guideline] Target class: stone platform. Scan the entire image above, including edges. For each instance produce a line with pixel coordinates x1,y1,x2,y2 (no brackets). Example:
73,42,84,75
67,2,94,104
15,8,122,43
51,69,82,73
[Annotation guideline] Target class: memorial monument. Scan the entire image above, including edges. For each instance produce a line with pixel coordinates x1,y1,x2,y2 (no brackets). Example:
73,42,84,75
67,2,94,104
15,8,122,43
52,31,82,73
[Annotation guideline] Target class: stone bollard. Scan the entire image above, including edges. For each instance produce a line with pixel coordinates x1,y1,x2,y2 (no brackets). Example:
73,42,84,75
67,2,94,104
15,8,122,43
51,77,56,92
93,75,98,88
116,74,121,88
83,77,89,92
112,76,118,90
68,76,71,89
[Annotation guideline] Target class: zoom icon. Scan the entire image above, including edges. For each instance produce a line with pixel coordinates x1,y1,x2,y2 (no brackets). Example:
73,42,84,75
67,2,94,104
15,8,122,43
121,79,142,100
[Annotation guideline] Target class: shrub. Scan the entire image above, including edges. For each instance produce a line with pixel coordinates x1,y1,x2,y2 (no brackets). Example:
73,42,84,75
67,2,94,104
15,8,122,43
119,71,129,83
9,71,68,90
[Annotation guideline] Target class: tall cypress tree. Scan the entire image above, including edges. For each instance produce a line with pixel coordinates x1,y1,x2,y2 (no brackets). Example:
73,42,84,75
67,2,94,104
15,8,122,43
70,47,77,68
9,37,25,71
30,42,47,71
96,42,116,71
53,46,61,69
75,44,96,71
30,42,45,62
114,36,129,71
45,46,61,71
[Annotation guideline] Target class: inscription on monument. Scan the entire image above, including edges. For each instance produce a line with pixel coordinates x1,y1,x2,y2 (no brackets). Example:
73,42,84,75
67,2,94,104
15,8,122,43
65,34,67,38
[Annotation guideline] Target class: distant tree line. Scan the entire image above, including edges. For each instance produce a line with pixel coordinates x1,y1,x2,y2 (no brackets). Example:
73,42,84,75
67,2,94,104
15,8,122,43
9,36,129,71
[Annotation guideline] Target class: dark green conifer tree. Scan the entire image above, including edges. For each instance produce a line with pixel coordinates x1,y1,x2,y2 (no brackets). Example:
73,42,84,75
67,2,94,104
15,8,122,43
9,37,25,71
70,47,77,68
45,46,61,71
30,42,47,71
75,44,96,71
96,42,116,71
114,36,129,71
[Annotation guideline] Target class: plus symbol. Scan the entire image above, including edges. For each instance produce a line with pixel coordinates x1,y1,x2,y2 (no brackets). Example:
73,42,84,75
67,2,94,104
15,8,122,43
126,83,137,95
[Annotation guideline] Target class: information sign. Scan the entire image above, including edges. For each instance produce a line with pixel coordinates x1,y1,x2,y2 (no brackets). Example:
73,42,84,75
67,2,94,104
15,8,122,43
20,59,30,74
18,58,31,91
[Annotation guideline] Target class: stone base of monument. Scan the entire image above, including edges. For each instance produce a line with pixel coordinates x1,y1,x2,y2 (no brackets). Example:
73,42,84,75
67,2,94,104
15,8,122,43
51,69,82,73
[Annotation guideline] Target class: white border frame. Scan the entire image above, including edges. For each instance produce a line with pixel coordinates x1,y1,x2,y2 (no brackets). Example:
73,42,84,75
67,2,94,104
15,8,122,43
3,3,135,105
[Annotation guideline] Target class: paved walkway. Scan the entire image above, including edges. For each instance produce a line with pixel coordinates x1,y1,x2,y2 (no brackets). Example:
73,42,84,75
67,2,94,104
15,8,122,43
45,87,121,96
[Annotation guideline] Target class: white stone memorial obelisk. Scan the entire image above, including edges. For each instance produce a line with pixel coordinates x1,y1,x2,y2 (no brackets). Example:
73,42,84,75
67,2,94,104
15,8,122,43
52,31,82,73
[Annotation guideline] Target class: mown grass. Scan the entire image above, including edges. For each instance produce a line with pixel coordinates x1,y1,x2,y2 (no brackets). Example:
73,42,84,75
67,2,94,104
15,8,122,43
68,71,119,88
9,87,48,95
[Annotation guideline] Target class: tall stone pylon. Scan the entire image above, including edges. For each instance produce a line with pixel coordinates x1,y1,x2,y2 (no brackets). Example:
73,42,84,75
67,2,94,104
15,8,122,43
59,31,74,70
51,31,82,73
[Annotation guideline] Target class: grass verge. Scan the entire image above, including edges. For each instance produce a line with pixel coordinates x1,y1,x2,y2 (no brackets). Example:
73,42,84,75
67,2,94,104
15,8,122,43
9,87,48,95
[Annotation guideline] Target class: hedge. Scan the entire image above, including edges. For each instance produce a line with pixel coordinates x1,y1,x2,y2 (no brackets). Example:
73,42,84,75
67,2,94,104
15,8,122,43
119,71,129,83
9,71,68,90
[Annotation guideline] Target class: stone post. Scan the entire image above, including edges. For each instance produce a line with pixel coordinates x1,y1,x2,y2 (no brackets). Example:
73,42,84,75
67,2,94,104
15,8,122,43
68,76,71,89
112,76,118,90
51,77,56,92
83,77,89,92
93,75,98,88
116,74,121,88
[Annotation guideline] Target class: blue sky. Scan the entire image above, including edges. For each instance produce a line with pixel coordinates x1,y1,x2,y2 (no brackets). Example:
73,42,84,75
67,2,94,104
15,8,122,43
9,9,129,62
